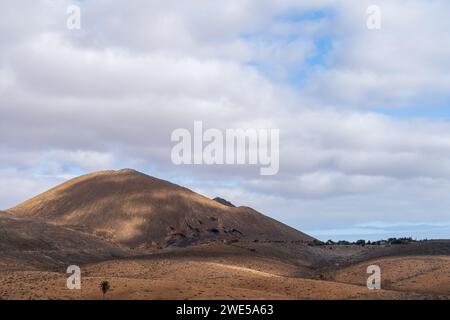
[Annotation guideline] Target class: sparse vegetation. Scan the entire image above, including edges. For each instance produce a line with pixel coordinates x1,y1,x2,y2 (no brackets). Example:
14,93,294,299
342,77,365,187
309,237,417,246
309,239,325,246
100,281,110,299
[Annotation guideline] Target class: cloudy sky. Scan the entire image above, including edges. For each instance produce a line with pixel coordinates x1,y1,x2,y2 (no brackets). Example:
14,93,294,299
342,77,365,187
1,0,450,241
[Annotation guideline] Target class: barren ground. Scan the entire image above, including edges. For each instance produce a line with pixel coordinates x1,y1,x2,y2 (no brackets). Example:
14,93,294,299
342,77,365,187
1,242,448,300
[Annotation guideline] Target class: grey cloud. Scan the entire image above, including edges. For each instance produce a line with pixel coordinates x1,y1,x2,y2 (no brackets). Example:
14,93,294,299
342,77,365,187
1,0,450,238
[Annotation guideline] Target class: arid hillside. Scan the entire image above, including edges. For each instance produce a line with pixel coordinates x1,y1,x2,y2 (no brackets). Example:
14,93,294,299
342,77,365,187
8,169,313,249
0,210,126,271
1,170,449,300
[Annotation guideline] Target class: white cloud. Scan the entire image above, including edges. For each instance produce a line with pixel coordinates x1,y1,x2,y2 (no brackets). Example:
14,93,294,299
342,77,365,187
304,0,450,107
0,169,65,209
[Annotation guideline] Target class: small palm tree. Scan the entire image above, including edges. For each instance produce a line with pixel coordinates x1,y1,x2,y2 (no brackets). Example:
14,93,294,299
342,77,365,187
100,280,110,299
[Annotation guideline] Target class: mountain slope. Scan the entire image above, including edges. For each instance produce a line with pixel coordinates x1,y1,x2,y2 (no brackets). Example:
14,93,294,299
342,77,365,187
8,169,313,248
0,211,126,271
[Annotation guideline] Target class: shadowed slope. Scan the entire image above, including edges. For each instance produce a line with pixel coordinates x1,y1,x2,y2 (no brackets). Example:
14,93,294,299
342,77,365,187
0,211,126,271
8,169,313,248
